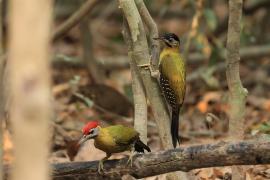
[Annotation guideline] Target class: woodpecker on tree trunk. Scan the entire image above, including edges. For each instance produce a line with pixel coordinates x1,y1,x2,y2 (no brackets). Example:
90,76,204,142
154,33,186,148
78,121,151,173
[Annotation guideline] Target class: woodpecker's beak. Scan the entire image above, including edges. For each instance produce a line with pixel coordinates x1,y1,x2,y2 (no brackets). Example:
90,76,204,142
78,135,90,145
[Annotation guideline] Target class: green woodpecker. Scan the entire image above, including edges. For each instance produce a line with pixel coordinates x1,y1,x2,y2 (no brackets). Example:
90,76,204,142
78,121,151,173
155,33,186,148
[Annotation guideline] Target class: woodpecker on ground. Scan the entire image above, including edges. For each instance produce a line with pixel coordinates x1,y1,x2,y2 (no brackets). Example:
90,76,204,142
140,33,186,148
78,121,151,173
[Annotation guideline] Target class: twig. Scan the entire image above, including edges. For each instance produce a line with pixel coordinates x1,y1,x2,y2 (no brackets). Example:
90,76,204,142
226,0,248,178
52,0,99,41
3,140,265,179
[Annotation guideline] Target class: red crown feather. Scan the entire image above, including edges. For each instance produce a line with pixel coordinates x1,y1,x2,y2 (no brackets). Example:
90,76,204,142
82,121,99,135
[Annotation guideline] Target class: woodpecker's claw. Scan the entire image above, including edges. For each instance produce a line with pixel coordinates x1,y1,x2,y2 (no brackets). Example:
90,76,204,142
98,160,104,174
126,154,134,167
138,63,160,79
97,154,111,174
126,147,136,167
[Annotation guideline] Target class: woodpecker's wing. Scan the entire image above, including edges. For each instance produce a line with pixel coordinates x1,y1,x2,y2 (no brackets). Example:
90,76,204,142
159,53,186,105
105,125,139,146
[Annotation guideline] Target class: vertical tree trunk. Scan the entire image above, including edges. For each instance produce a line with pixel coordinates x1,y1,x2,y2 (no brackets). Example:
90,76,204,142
122,19,148,143
226,0,247,179
8,0,53,180
0,0,4,179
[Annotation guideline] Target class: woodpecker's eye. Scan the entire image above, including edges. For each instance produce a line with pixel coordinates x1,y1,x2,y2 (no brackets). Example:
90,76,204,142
88,129,94,135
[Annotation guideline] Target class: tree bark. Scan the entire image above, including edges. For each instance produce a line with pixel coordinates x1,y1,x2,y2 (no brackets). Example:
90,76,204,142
122,19,148,143
226,0,247,179
0,0,4,179
8,0,53,179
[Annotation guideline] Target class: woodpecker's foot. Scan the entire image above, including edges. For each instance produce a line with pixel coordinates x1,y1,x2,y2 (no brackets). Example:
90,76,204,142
150,69,160,79
138,63,160,79
98,160,104,174
126,154,134,167
126,147,136,167
97,154,111,174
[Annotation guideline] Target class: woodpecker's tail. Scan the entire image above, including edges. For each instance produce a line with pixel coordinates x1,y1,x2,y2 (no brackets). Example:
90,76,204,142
171,106,180,148
134,139,151,153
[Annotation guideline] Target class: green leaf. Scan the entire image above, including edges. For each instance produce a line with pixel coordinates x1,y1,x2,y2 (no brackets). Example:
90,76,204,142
203,9,218,31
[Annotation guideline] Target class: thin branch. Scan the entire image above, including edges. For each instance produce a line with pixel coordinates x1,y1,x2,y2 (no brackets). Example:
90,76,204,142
7,140,266,180
226,0,247,142
226,0,247,178
52,0,99,41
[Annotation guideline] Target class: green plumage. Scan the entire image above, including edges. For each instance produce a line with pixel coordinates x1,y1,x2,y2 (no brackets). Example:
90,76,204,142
159,48,186,105
80,123,150,173
159,45,186,148
105,125,139,145
94,125,150,154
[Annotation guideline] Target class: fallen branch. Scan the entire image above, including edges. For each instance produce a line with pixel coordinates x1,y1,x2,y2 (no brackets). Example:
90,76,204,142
49,140,270,179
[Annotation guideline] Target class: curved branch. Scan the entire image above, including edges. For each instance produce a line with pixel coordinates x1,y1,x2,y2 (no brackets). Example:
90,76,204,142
52,0,99,41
